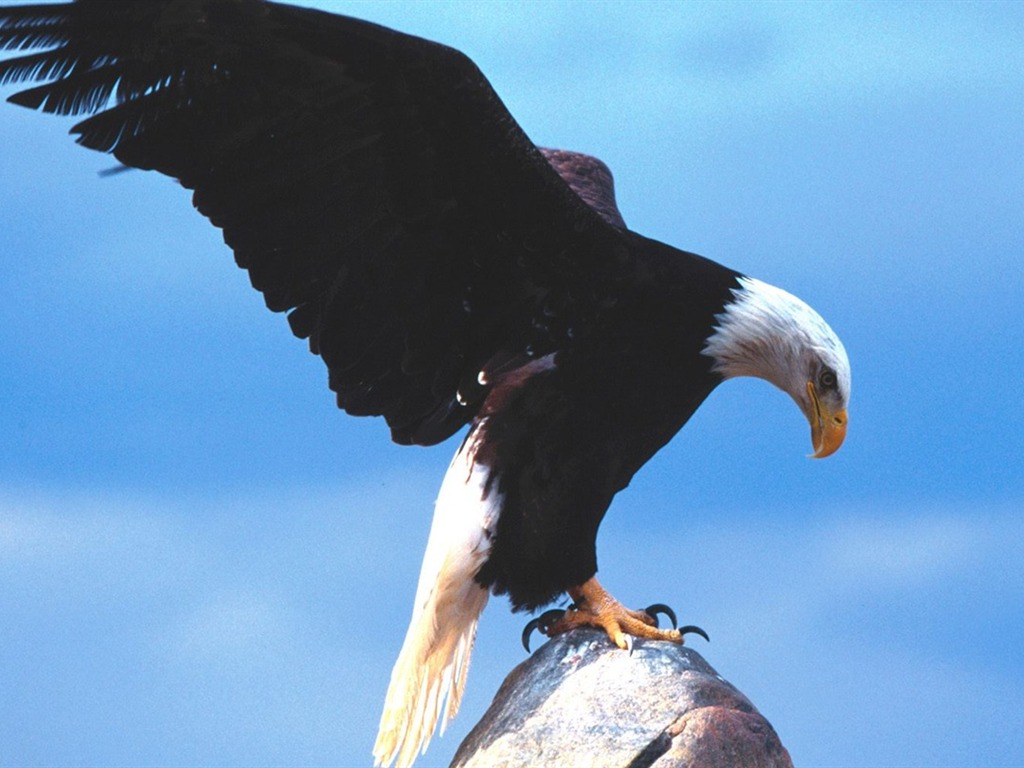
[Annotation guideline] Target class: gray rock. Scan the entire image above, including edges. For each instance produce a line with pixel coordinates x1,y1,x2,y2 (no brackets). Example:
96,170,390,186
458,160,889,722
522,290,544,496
452,628,793,768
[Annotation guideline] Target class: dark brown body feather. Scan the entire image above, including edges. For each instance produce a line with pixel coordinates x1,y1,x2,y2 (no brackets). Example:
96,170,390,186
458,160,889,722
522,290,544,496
474,235,737,608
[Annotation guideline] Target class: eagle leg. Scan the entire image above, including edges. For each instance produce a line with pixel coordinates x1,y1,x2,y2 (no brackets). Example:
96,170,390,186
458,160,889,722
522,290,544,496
546,577,706,650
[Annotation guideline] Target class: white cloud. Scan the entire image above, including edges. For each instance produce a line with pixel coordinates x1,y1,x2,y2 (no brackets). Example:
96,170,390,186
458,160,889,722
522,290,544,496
167,587,292,663
821,512,993,589
0,476,441,763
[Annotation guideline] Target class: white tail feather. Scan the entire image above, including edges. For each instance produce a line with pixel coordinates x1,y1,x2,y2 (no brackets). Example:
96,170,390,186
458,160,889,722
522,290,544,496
373,429,499,768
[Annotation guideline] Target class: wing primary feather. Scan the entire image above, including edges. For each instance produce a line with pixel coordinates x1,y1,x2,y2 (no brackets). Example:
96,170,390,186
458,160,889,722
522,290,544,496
0,0,642,447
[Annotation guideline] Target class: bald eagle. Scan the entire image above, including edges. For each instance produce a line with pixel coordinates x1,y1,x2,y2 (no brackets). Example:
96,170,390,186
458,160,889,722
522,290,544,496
0,2,850,766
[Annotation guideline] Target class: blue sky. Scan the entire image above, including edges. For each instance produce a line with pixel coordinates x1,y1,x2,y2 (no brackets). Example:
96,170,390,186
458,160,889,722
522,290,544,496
1,1,1022,766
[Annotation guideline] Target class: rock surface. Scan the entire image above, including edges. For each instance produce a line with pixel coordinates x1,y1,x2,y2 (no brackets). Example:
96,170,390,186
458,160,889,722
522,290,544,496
451,628,793,768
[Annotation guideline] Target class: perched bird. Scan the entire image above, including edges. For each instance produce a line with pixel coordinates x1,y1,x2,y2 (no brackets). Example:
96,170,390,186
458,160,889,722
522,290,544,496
0,2,851,766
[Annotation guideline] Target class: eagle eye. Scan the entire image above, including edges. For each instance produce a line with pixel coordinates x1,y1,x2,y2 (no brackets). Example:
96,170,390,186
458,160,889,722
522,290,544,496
819,369,837,389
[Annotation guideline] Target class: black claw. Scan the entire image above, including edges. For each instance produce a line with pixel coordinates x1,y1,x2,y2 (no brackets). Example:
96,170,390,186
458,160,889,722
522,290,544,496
644,602,677,629
520,619,540,653
679,624,710,643
521,608,567,652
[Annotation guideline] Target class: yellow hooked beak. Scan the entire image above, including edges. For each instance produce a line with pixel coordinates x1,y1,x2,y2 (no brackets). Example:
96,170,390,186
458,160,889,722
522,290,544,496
807,380,847,458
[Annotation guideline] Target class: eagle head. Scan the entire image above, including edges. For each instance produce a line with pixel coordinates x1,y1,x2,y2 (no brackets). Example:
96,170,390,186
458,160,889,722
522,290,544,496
702,276,850,458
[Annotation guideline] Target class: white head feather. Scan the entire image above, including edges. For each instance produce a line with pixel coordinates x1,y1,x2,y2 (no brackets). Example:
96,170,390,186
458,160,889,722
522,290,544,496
703,276,851,424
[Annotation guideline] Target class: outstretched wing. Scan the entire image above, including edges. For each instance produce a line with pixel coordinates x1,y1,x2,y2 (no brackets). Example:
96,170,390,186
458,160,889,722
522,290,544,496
0,0,639,445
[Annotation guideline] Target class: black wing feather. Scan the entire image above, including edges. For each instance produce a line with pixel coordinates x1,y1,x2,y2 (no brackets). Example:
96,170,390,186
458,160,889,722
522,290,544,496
0,0,640,445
